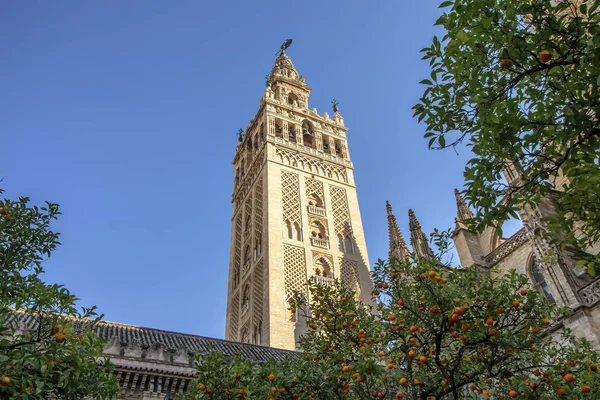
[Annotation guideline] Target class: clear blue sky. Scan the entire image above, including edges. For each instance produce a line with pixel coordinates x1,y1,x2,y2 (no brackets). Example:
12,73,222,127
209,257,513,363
0,1,520,339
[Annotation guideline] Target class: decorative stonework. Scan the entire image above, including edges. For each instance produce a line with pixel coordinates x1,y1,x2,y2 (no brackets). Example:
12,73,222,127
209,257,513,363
281,171,301,226
580,279,600,307
275,147,348,182
244,194,253,242
339,258,359,292
305,177,324,201
253,260,264,331
234,213,243,286
230,293,239,340
283,244,307,299
330,185,351,236
254,176,263,254
483,228,530,266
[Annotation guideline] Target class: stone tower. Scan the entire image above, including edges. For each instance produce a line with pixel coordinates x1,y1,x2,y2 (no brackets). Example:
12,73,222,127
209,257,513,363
224,47,373,350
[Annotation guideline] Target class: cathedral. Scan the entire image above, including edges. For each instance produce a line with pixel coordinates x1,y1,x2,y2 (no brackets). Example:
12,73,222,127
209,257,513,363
16,46,599,399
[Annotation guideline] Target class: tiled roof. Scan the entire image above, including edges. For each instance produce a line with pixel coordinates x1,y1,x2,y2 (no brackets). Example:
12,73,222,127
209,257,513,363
12,311,297,363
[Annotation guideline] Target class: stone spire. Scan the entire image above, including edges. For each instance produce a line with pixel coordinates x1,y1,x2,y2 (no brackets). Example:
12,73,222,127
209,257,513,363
386,201,410,261
408,209,433,258
454,189,474,229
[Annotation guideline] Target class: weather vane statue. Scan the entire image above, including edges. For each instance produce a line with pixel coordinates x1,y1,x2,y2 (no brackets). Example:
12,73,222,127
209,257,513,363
277,38,293,56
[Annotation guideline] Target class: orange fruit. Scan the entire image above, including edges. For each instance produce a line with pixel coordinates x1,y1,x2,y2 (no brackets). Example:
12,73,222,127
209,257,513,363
496,307,504,314
509,390,518,398
267,374,276,381
410,325,418,332
482,389,490,396
400,377,408,386
533,369,541,376
1,377,10,386
557,387,566,395
539,49,552,63
389,314,396,321
591,364,597,372
512,301,520,308
429,271,437,278
486,318,494,325
500,58,513,68
199,384,206,391
408,350,416,358
387,363,394,369
489,329,497,336
343,366,349,372
520,289,528,296
391,272,398,280
582,386,591,393
55,335,65,343
419,356,427,363
564,373,574,383
397,299,404,306
396,392,404,399
531,327,540,334
51,325,63,335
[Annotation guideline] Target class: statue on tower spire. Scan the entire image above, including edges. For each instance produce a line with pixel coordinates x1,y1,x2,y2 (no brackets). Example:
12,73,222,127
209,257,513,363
278,38,293,56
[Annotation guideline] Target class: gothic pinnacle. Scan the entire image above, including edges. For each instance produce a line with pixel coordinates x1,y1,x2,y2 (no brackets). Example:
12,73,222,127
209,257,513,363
454,188,474,223
386,201,409,261
408,209,433,259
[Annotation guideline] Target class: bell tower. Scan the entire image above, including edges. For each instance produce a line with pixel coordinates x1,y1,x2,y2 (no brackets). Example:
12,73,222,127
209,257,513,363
224,42,373,350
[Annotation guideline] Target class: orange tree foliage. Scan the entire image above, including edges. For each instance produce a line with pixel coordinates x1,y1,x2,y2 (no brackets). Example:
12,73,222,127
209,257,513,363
0,188,118,399
187,239,600,399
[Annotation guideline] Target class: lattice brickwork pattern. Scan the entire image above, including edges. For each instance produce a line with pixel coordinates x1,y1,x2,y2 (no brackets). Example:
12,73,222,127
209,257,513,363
281,171,301,225
254,177,263,248
253,260,264,327
230,293,240,340
234,213,243,284
340,258,359,291
241,321,250,343
305,177,324,201
244,194,253,241
276,148,347,183
330,185,351,236
283,244,307,299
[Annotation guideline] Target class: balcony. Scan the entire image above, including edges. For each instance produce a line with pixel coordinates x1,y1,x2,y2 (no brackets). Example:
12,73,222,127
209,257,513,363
311,275,335,288
310,237,329,249
241,302,249,315
307,205,326,217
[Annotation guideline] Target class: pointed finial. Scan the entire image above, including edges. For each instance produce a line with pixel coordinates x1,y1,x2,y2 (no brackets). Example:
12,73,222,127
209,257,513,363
408,209,433,259
386,201,410,261
454,188,474,223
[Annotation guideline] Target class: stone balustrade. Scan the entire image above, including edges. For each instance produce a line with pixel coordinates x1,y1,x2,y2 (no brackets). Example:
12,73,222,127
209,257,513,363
579,278,600,307
483,228,530,266
307,205,326,217
310,237,329,249
311,275,335,287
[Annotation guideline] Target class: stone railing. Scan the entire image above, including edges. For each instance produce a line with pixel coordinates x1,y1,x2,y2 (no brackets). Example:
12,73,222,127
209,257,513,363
483,228,530,266
241,302,249,315
579,278,600,307
310,237,329,249
307,205,326,217
311,275,335,287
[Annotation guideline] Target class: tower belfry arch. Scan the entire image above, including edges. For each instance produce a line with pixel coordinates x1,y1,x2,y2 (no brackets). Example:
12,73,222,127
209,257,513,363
224,41,373,350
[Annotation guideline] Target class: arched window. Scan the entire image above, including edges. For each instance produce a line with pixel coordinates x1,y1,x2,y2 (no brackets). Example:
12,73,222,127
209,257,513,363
244,246,251,270
294,222,302,241
302,120,314,148
242,285,250,306
310,220,326,239
254,236,261,259
530,256,555,304
252,322,262,345
337,234,344,252
315,257,333,278
233,266,240,289
344,236,354,255
244,213,252,234
307,193,323,208
284,220,293,239
288,93,298,106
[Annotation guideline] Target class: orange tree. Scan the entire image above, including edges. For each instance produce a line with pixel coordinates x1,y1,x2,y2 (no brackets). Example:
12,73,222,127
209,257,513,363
412,0,600,272
186,234,600,399
0,188,118,399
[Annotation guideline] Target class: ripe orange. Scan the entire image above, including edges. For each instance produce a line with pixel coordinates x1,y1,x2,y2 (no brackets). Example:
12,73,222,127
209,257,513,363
557,387,566,396
410,325,418,332
509,390,518,398
532,327,540,334
591,364,597,372
500,58,513,68
489,329,497,336
0,208,7,215
389,314,396,321
529,382,536,389
496,307,504,314
582,386,591,393
391,272,398,280
51,325,63,335
430,306,439,313
470,384,477,391
3,215,12,222
429,271,437,278
342,366,350,372
442,278,448,284
413,379,419,385
378,352,384,358
279,387,286,393
450,313,460,323
520,289,528,296
408,350,416,358
1,377,10,386
564,373,574,383
396,392,404,399
542,318,549,325
482,389,490,396
512,301,520,308
400,377,408,386
199,384,206,391
267,374,276,382
533,369,541,376
397,299,404,306
55,334,65,343
486,318,494,326
387,363,394,369
292,394,299,399
539,49,552,63
419,356,427,363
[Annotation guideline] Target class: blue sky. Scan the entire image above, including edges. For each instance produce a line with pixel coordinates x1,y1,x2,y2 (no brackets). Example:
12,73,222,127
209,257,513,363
0,1,520,339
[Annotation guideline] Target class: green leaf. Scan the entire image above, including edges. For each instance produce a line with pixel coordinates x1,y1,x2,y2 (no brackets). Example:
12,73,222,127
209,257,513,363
439,0,453,8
